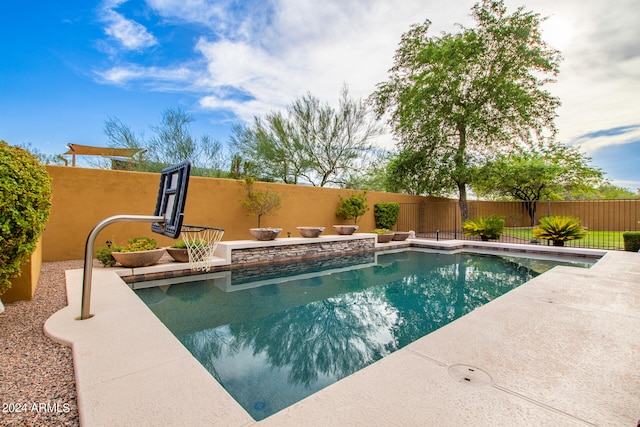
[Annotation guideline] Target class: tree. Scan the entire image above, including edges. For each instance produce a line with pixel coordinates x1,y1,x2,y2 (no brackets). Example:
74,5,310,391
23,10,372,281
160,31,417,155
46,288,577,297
240,177,282,228
473,144,604,224
335,192,370,224
104,108,226,176
233,85,383,187
593,184,638,200
373,0,561,221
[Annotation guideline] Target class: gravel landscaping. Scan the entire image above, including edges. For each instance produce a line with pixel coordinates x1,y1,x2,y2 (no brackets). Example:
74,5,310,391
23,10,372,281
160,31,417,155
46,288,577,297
1,260,82,427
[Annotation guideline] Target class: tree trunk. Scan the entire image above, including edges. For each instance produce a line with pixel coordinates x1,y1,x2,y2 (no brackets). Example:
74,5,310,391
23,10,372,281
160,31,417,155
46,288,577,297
458,183,469,223
455,121,469,222
522,200,538,226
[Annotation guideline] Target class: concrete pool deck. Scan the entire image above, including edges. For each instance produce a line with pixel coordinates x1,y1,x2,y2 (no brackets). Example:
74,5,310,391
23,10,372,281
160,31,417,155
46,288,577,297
44,240,639,426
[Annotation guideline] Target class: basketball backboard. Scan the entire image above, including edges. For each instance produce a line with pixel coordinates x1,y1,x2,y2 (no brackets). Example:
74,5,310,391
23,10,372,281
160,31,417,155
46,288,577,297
151,160,191,239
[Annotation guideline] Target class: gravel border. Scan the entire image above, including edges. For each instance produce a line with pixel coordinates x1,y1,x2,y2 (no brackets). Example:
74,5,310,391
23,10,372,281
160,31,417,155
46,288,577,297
0,260,82,427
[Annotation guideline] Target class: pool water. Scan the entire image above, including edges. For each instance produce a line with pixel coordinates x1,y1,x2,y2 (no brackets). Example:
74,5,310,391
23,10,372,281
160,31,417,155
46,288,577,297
135,249,593,420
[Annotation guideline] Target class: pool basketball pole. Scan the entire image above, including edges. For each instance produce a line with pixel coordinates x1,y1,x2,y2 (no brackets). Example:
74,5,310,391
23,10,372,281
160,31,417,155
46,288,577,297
78,160,191,320
79,214,166,320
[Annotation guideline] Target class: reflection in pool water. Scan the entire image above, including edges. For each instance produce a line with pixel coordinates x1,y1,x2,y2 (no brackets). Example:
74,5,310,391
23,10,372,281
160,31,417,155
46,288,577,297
136,250,592,420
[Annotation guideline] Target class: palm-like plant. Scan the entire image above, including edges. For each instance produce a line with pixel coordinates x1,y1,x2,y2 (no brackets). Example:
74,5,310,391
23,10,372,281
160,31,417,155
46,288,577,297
533,216,587,246
463,215,505,241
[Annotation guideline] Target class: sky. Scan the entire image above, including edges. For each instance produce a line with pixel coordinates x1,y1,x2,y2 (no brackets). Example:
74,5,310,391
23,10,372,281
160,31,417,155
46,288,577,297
1,0,639,191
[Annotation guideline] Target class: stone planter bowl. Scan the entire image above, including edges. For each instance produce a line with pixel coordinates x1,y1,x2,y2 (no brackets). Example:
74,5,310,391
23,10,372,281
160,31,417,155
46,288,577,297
250,228,282,241
111,248,166,268
297,226,325,238
392,231,410,241
376,233,395,244
332,225,359,235
166,247,190,262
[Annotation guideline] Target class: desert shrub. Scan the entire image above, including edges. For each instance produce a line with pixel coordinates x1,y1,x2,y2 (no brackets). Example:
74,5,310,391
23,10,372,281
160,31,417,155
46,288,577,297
96,244,123,267
462,215,504,241
336,192,369,224
372,228,391,234
622,231,640,252
532,216,587,246
120,237,158,252
0,141,52,295
374,202,400,229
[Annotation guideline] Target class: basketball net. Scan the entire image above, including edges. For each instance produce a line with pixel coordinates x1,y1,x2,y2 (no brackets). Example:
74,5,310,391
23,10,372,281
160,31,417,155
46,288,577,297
180,225,224,272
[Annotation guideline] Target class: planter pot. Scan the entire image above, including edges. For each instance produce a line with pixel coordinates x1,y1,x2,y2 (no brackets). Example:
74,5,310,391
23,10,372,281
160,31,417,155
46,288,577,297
297,226,325,238
376,233,395,243
111,248,166,268
552,240,565,247
333,225,359,235
392,232,410,241
166,247,190,263
250,228,282,241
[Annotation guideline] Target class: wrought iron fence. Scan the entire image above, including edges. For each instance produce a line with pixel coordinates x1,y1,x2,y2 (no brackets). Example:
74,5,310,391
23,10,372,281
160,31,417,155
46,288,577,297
398,199,640,251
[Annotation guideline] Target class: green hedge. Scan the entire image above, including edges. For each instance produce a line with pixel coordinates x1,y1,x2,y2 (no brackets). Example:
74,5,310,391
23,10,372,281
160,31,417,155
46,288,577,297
374,202,400,229
0,141,52,295
622,232,640,252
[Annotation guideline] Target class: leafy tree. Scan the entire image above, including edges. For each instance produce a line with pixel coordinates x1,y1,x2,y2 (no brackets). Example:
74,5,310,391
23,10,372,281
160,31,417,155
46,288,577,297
336,192,370,224
373,0,561,220
18,143,67,166
233,85,383,187
384,148,453,196
240,177,282,228
104,108,226,176
589,184,638,200
473,144,604,224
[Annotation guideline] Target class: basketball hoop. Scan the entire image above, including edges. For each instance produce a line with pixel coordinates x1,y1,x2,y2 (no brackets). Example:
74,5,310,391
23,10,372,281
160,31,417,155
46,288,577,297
180,225,225,272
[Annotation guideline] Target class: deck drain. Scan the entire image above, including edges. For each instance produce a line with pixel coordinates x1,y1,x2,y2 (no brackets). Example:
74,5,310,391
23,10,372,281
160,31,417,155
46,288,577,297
448,365,492,387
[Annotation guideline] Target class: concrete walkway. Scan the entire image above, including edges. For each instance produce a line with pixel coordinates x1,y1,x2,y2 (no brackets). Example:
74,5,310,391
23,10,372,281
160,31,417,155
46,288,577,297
45,245,640,426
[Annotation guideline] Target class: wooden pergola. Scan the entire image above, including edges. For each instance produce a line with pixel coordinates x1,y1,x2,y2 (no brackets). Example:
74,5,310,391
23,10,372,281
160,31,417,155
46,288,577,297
64,143,147,167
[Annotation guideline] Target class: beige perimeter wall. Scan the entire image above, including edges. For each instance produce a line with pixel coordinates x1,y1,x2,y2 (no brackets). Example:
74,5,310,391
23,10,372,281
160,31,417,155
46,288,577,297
43,166,431,261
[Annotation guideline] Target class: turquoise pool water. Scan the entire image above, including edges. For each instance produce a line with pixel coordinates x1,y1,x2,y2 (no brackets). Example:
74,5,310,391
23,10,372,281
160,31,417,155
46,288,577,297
135,249,593,420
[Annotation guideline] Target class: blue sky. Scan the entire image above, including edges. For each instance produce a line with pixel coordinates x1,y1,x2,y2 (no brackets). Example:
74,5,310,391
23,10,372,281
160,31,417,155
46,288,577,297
1,0,639,191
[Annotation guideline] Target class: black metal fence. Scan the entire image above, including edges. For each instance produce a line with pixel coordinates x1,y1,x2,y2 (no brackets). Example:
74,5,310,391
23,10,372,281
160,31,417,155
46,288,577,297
398,199,640,250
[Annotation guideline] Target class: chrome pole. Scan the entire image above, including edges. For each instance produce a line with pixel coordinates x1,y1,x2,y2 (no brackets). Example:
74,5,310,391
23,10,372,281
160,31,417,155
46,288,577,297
79,215,165,320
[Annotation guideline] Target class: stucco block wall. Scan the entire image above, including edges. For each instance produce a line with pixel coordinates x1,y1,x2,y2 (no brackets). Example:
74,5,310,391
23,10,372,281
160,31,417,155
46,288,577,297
43,166,430,261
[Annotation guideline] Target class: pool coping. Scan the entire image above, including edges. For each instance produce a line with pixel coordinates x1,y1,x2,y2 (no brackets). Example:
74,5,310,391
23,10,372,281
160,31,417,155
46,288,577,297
44,239,639,426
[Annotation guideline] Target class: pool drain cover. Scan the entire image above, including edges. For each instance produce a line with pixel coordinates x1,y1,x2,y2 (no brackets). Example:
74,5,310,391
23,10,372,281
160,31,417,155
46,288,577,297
448,365,492,387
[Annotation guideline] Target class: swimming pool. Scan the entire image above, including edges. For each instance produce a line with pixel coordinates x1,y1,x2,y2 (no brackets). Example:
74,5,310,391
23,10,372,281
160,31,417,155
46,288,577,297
135,249,594,420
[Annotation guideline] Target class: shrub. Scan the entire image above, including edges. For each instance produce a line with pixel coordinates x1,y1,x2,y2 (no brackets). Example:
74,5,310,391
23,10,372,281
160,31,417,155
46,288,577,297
96,244,123,267
372,228,391,234
532,216,587,246
0,141,52,296
462,215,504,241
120,237,158,252
622,231,640,252
171,239,206,249
374,202,400,229
336,192,369,224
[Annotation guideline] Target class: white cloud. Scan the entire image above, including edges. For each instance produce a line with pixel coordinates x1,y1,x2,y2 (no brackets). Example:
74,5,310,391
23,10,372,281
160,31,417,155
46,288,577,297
100,1,157,51
96,64,198,87
569,125,640,155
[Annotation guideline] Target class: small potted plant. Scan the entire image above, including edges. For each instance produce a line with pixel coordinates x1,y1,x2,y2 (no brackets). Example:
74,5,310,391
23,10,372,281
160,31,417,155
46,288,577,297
166,240,191,262
532,216,587,246
334,192,369,235
462,215,505,241
372,228,395,243
240,177,283,240
110,237,166,267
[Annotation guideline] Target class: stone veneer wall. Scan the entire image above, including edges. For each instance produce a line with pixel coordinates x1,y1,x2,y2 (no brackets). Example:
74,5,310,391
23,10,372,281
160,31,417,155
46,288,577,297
230,238,376,265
